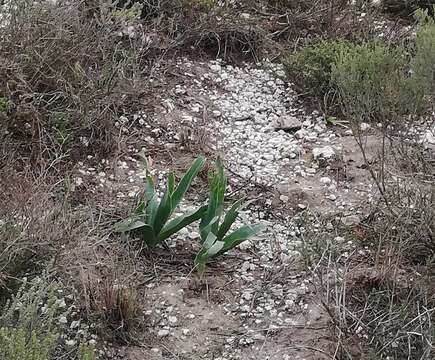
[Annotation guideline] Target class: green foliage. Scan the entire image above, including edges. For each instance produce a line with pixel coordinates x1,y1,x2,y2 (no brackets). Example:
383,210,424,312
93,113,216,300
112,1,143,22
0,97,12,113
331,41,425,125
195,159,264,275
0,270,96,360
283,37,352,98
411,7,435,101
49,112,72,149
116,157,206,247
0,271,59,360
78,343,96,360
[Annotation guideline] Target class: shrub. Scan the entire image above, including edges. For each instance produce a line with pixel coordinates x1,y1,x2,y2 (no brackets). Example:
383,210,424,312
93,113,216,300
283,37,352,100
0,273,59,360
116,157,206,247
411,7,435,107
195,159,264,275
0,270,96,360
331,41,425,125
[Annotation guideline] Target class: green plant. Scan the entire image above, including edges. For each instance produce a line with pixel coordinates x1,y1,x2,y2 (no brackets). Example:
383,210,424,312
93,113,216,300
331,41,424,124
78,343,96,360
50,111,72,149
0,270,96,360
194,159,264,274
0,97,12,113
283,37,352,98
0,270,59,360
411,7,435,108
116,157,206,247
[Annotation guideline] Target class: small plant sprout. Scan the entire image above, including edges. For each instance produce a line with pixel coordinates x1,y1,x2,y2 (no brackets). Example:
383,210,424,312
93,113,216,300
195,158,265,275
115,157,207,247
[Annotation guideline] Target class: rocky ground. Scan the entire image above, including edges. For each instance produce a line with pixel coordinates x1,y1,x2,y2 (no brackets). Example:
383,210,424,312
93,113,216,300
63,56,435,360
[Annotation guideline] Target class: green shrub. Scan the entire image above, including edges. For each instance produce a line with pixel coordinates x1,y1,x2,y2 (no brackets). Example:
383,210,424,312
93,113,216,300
116,157,206,247
283,37,352,98
411,7,435,104
331,41,425,125
0,271,59,360
195,159,264,275
0,271,96,360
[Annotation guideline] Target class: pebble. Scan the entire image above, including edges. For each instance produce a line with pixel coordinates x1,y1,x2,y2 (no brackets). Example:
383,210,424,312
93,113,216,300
158,329,170,337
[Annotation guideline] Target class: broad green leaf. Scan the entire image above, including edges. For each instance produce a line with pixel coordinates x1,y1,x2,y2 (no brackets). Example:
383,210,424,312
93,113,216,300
153,188,173,234
200,159,226,233
171,157,205,209
194,250,207,275
114,219,147,233
216,198,245,241
221,224,265,254
140,224,158,247
206,240,224,257
146,197,159,226
203,232,217,250
157,206,207,241
167,172,175,196
144,175,155,202
199,215,220,243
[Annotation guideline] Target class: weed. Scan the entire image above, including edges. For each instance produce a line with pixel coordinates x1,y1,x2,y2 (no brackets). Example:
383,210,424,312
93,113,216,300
116,157,206,247
195,159,264,275
49,111,72,151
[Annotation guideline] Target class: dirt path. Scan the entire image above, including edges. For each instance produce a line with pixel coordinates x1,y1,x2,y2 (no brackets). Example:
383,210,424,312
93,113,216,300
69,59,391,359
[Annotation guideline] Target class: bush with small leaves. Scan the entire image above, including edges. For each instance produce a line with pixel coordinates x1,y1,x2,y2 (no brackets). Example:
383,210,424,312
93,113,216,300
0,269,95,360
331,41,425,126
195,159,264,275
283,37,352,100
411,7,435,107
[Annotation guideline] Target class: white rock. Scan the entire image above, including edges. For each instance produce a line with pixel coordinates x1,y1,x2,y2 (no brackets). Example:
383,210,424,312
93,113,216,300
158,329,170,337
168,316,178,324
279,195,289,202
65,339,77,347
320,177,332,185
313,146,335,159
273,115,302,132
341,215,360,226
209,64,221,72
360,122,371,131
188,231,200,239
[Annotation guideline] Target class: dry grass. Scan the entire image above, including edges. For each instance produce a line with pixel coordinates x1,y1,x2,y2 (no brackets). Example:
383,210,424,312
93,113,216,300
82,273,139,325
0,0,147,171
0,170,74,300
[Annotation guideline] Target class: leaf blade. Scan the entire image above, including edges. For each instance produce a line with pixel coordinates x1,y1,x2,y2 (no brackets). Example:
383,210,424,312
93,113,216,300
171,157,205,209
157,206,207,242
